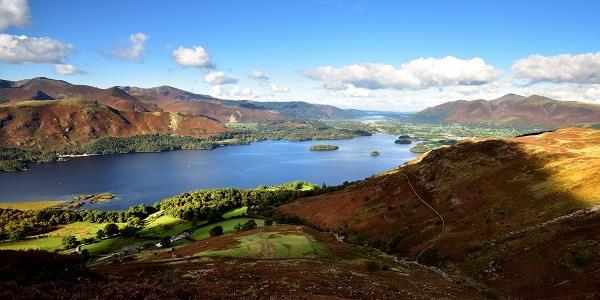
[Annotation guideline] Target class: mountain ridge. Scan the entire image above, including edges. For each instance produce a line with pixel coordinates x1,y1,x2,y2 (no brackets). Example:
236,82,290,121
0,77,365,122
412,93,600,127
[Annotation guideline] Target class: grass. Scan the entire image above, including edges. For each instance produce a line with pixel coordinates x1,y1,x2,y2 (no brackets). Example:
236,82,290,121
222,207,248,219
0,222,115,251
0,200,65,210
137,215,195,239
197,230,327,259
190,218,265,241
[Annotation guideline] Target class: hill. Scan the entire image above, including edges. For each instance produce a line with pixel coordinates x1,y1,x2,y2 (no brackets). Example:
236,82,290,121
412,94,600,127
0,99,229,151
0,77,158,112
0,226,481,299
278,128,600,298
120,85,283,122
0,77,365,122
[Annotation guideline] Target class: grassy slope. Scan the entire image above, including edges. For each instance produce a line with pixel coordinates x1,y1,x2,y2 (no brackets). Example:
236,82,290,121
198,230,327,259
0,222,112,251
222,207,248,218
138,215,196,239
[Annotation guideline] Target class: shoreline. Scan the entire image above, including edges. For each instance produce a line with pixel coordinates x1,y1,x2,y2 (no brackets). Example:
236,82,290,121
2,132,373,173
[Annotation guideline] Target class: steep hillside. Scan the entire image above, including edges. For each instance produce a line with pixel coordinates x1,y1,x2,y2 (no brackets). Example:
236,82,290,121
0,77,159,112
0,100,229,151
279,128,600,298
413,94,600,127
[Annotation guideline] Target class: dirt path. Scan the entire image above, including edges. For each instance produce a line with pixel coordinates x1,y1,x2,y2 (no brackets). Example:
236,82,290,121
405,174,446,260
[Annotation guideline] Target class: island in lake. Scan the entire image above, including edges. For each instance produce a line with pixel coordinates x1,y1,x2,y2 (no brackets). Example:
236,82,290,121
309,145,339,151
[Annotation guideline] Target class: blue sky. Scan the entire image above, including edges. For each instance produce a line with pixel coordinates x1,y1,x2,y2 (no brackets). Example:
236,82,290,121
1,0,600,111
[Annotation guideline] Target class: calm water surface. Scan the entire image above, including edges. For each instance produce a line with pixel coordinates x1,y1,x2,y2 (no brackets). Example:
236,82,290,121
0,135,417,209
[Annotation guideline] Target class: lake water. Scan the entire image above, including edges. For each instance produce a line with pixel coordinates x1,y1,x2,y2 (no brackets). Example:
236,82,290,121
0,135,417,210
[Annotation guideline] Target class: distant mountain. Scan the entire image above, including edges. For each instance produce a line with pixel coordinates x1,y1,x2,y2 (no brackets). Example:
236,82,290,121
412,94,600,127
0,99,229,151
0,77,365,122
120,85,283,122
0,77,159,112
278,128,600,298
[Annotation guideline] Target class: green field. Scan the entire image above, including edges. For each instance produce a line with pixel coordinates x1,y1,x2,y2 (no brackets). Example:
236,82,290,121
0,200,66,210
222,207,248,218
197,230,327,259
0,222,114,251
190,218,265,240
137,215,197,239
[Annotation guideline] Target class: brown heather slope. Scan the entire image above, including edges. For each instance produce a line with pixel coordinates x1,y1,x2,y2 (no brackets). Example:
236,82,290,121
0,100,229,151
0,226,482,299
413,93,600,127
121,85,282,122
279,128,600,299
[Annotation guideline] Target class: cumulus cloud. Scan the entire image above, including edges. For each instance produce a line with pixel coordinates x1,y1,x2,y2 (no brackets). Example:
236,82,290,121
270,83,290,93
209,84,252,98
111,32,149,61
0,0,30,31
249,69,269,81
209,85,223,98
513,52,600,84
204,71,238,85
0,34,73,64
53,64,84,75
172,45,214,69
228,85,252,97
302,56,500,90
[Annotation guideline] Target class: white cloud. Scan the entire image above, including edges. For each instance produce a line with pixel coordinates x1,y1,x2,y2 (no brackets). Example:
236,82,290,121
172,45,214,69
270,83,290,93
228,85,252,97
204,71,238,85
209,85,223,98
0,0,30,31
53,64,83,75
338,84,373,97
111,32,149,61
209,84,252,99
302,56,500,90
249,69,269,81
0,34,73,64
513,52,600,84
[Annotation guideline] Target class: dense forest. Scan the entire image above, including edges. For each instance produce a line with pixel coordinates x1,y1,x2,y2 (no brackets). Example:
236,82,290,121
155,181,332,220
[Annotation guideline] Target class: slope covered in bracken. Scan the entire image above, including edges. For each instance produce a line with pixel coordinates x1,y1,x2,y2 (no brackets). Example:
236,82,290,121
279,128,600,299
0,100,229,151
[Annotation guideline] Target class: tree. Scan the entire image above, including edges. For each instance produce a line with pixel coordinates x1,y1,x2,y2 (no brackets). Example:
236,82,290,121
209,225,224,236
62,235,79,249
159,236,171,248
96,229,105,239
233,223,242,231
9,230,25,241
264,219,273,226
104,223,119,236
241,220,257,231
127,216,144,228
120,225,138,237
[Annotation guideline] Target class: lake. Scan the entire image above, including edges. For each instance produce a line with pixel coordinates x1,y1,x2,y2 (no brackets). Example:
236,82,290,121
0,135,417,210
